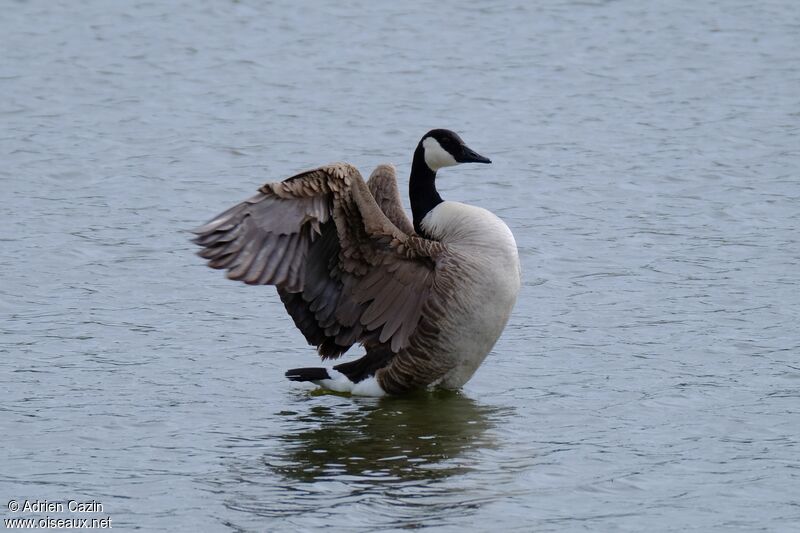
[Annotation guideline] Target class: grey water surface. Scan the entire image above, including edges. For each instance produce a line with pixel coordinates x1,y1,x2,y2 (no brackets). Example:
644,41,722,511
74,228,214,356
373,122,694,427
2,0,799,531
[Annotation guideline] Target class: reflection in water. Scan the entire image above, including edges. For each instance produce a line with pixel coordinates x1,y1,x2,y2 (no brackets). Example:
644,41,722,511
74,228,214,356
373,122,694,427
220,391,511,526
275,390,504,483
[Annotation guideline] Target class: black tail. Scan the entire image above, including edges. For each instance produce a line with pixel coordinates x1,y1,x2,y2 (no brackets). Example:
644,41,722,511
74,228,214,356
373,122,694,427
285,367,331,382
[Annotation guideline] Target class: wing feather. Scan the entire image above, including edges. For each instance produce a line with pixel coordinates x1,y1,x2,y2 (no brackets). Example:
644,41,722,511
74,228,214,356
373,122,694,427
243,235,273,284
367,164,415,235
193,163,444,360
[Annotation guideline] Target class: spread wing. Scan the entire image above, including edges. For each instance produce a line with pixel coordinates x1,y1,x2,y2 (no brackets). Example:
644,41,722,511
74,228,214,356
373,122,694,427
193,163,443,359
366,164,415,235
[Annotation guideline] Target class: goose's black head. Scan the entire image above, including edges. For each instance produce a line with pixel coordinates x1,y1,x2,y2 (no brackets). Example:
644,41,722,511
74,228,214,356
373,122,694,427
418,129,491,171
409,129,491,237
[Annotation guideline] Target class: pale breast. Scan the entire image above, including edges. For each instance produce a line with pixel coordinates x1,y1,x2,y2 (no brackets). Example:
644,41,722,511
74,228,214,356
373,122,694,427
420,201,521,388
421,201,520,277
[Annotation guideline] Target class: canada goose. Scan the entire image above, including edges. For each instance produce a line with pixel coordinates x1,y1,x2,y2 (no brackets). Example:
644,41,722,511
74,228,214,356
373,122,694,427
193,129,521,396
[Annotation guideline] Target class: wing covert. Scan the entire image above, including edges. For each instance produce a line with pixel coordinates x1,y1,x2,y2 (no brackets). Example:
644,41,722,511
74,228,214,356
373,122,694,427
193,163,443,359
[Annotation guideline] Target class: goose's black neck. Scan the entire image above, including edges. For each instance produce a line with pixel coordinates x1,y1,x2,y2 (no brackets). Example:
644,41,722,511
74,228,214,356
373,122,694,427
409,144,442,236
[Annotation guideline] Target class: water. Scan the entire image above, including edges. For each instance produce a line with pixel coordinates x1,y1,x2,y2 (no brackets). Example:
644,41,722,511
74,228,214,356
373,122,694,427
2,0,799,530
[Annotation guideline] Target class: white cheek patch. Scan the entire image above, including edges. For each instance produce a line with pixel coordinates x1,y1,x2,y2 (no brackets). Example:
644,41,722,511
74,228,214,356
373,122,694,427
423,137,458,171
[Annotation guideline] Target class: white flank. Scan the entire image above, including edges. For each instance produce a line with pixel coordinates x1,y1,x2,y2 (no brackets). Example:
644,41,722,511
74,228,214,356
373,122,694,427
315,369,386,397
351,376,386,397
316,368,354,393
